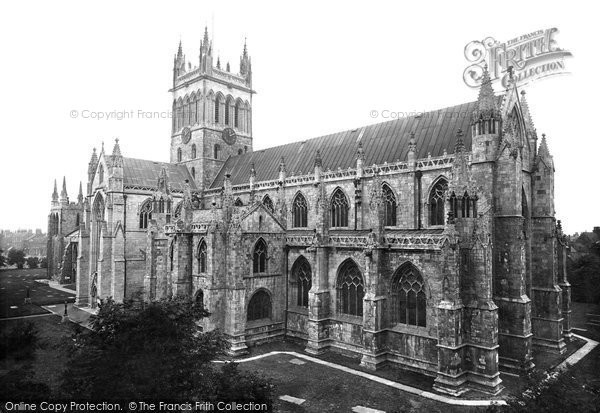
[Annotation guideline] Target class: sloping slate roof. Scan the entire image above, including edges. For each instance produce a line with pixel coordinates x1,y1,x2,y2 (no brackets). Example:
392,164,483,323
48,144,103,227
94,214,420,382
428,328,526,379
211,99,492,188
123,157,197,191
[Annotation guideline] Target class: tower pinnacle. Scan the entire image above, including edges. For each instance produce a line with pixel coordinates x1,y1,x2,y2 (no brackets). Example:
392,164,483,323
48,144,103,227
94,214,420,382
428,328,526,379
60,176,69,204
52,179,59,205
78,181,83,204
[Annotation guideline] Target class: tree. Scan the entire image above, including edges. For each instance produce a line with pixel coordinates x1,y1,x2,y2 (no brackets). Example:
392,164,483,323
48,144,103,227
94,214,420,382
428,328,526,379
26,256,39,269
568,254,600,304
0,321,51,402
7,249,26,269
60,297,273,406
40,257,48,268
0,248,5,267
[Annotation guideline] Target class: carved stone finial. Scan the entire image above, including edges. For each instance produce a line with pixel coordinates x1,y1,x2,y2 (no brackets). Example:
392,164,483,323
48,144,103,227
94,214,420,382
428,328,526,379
408,131,417,153
314,150,322,168
356,141,365,161
454,129,465,153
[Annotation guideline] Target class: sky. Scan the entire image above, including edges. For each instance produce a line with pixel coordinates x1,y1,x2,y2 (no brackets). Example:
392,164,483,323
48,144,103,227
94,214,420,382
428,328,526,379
0,0,597,234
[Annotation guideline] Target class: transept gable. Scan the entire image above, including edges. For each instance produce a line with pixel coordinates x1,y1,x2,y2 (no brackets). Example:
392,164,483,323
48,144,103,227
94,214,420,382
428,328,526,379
235,202,286,233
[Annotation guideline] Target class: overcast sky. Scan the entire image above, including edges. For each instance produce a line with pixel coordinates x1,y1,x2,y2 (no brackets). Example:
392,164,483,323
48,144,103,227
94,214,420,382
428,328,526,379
0,0,596,234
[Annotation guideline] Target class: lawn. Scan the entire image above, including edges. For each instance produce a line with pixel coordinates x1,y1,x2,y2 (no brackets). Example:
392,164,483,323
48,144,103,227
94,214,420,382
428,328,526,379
236,352,482,413
0,268,75,318
0,315,76,395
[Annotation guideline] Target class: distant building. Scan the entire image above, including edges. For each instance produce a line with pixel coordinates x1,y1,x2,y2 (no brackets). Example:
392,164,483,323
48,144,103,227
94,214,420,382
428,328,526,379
0,228,47,257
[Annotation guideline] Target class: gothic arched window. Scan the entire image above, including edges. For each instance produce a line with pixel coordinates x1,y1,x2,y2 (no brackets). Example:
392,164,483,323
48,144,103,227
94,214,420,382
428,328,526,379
234,101,241,128
225,97,233,126
247,290,271,321
98,164,104,184
169,239,174,271
197,239,207,273
214,144,220,160
292,192,308,228
382,184,397,226
262,195,274,213
391,263,426,327
337,260,364,317
183,97,189,127
331,188,349,228
177,148,182,162
172,100,177,133
191,144,197,159
214,94,221,123
174,202,182,219
253,238,267,274
293,256,312,307
190,95,197,125
195,289,204,308
429,178,447,226
93,195,105,221
139,200,152,229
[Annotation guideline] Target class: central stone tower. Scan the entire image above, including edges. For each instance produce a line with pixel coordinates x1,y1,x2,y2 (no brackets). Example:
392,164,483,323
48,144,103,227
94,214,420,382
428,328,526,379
169,27,255,189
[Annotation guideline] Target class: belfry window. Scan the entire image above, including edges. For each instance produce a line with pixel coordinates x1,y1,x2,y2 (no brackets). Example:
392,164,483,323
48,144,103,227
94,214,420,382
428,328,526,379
382,184,397,226
391,263,426,327
234,102,241,128
214,95,221,123
139,200,152,229
191,144,197,159
292,192,308,228
331,188,349,228
253,238,267,274
197,239,207,273
293,256,311,307
247,290,271,321
429,179,447,226
337,260,364,317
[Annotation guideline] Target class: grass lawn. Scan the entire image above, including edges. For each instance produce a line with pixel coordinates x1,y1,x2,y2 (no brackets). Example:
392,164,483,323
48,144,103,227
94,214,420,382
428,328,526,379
236,352,482,413
0,268,75,318
0,315,76,395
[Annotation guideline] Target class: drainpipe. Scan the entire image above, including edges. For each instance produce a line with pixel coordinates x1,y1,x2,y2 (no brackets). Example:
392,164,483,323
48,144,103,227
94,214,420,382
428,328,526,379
415,171,423,229
123,194,127,300
283,245,289,340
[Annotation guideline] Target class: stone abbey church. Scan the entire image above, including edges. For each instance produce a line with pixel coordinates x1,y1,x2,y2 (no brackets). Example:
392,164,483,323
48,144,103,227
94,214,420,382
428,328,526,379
47,29,572,396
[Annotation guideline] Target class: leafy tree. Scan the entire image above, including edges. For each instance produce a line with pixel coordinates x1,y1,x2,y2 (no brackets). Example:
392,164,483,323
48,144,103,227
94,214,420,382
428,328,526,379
60,297,273,406
568,254,600,304
7,248,26,269
26,256,39,269
0,248,5,267
0,321,39,361
40,256,48,268
0,321,50,402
